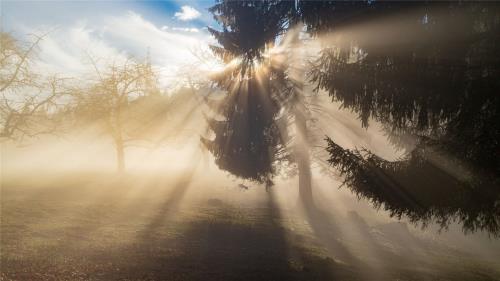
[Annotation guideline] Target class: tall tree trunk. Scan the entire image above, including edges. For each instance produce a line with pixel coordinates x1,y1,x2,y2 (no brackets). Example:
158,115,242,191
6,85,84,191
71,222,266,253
294,105,313,207
290,26,313,207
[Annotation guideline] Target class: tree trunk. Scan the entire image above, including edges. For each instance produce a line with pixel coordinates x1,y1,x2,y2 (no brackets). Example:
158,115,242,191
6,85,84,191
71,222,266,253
114,98,125,173
290,25,313,208
115,138,125,172
295,106,313,207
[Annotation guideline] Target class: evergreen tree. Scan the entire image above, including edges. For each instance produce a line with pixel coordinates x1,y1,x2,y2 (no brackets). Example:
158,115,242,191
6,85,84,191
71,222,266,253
305,1,500,234
307,1,500,174
202,1,292,186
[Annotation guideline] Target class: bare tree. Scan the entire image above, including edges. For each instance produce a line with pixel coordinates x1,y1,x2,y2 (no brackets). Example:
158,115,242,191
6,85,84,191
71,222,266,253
0,32,40,92
73,55,162,172
0,32,70,140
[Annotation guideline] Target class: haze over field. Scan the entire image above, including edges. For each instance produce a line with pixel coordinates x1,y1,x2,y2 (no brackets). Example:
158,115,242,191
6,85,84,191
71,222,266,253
1,1,500,280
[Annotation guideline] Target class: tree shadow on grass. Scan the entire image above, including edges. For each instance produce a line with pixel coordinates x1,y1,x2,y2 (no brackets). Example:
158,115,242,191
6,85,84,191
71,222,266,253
134,167,197,242
4,179,499,280
97,188,362,281
299,190,440,280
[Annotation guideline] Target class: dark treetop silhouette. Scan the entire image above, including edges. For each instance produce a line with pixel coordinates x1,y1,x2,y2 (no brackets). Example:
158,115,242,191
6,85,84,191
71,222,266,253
203,1,327,203
307,1,500,235
202,0,500,235
202,1,292,186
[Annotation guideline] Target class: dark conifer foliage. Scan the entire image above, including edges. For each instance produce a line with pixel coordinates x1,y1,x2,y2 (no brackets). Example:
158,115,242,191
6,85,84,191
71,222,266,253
203,1,292,185
311,2,500,235
203,1,499,233
326,137,500,236
207,1,292,76
309,1,500,172
201,78,288,185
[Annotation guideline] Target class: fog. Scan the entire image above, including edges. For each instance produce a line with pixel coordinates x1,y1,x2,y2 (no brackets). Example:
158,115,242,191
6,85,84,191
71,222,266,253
2,1,500,280
2,90,498,258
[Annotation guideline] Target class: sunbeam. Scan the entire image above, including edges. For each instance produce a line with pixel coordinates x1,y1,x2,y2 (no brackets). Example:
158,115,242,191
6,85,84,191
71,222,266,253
2,1,500,280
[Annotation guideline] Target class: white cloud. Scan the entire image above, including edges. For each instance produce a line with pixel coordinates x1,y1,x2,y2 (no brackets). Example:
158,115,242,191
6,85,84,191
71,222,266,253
104,11,208,66
172,27,199,33
174,6,201,21
18,10,212,87
161,26,199,33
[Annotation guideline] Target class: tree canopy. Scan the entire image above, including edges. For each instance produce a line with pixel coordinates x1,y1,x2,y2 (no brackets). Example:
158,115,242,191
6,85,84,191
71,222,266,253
203,0,500,234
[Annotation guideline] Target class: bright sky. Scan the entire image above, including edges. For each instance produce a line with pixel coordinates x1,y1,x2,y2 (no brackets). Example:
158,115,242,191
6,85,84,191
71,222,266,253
1,0,218,85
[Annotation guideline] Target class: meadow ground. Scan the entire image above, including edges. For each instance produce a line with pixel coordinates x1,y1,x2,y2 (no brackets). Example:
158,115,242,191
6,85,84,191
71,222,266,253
1,171,500,281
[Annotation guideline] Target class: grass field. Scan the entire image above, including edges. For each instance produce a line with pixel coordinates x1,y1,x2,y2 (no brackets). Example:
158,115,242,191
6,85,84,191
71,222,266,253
2,170,500,281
